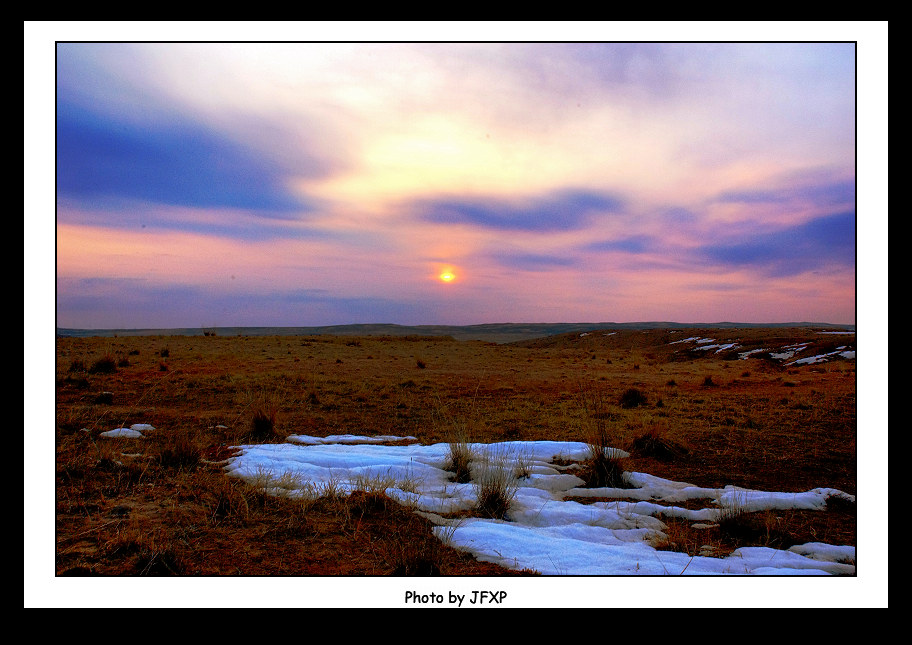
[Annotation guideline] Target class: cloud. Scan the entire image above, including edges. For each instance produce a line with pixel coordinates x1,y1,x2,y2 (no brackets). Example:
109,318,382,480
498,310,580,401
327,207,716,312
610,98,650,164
584,235,655,254
56,276,443,329
698,211,855,277
489,251,577,272
415,189,624,232
55,198,334,243
56,99,318,214
716,179,855,207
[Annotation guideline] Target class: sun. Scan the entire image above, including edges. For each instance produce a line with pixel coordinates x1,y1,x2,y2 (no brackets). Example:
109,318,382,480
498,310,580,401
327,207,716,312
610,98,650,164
439,271,456,283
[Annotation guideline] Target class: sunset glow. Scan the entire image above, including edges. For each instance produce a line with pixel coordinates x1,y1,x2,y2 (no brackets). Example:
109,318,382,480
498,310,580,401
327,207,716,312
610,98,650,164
35,26,879,330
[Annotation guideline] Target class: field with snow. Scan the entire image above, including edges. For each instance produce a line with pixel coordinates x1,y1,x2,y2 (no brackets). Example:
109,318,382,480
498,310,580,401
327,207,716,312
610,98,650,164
225,433,856,576
46,326,879,607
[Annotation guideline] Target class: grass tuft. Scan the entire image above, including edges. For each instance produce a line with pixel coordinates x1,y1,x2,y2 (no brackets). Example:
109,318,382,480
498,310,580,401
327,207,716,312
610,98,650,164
472,447,519,520
88,355,118,374
618,387,647,409
579,385,632,488
446,433,474,484
629,424,689,462
249,408,277,440
155,429,202,470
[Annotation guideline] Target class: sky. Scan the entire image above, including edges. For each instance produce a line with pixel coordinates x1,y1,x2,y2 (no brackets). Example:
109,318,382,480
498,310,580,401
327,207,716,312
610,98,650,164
37,24,881,330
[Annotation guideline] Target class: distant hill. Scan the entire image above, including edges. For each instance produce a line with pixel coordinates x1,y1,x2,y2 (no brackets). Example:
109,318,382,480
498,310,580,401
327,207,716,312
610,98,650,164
55,321,855,344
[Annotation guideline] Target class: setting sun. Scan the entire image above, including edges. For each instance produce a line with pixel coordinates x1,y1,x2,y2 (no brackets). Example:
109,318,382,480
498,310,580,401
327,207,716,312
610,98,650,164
439,271,456,282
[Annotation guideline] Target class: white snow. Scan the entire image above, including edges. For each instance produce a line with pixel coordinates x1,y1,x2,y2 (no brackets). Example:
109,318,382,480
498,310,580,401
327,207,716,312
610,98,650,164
738,348,769,359
665,337,858,364
693,342,740,353
287,433,418,445
99,423,155,438
769,342,812,360
787,348,856,365
221,434,856,576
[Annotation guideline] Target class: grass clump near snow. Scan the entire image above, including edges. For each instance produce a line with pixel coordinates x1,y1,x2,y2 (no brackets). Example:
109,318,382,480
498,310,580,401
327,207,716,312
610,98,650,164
629,423,689,462
446,432,474,484
578,384,633,489
436,398,479,484
154,428,202,471
472,447,520,520
239,390,287,443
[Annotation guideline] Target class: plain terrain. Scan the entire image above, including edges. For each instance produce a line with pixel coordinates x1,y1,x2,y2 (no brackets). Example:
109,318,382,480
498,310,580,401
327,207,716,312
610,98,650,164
54,327,856,576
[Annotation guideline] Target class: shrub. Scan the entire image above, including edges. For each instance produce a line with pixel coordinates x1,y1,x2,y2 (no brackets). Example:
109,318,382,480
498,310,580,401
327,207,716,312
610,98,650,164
618,387,647,409
377,511,449,575
716,489,751,537
206,475,251,524
247,407,280,442
94,391,114,405
580,443,630,488
702,375,717,387
134,544,186,575
88,355,117,374
68,359,87,373
472,448,519,520
446,433,474,484
155,430,201,470
629,425,688,462
580,385,632,488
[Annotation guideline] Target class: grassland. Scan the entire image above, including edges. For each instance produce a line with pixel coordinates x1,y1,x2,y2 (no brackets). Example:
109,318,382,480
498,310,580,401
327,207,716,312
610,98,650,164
54,327,856,576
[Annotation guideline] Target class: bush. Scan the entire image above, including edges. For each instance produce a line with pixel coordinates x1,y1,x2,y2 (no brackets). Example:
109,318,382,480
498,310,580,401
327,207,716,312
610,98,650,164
88,355,117,374
629,425,688,462
446,434,474,484
618,388,647,408
247,408,280,442
580,385,632,488
580,443,630,489
156,430,201,470
472,449,519,519
94,391,114,405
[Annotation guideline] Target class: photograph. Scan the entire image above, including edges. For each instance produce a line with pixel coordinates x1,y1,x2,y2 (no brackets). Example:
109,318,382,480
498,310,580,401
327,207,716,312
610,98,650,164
31,23,887,608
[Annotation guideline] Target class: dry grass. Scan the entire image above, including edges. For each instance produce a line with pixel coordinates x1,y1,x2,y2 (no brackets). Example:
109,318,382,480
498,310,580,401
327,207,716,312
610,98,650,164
471,447,520,520
55,328,855,575
577,384,632,489
628,422,689,462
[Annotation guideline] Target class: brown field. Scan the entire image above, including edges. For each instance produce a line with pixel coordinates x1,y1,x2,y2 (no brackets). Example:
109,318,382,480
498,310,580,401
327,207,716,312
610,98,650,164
54,327,856,577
